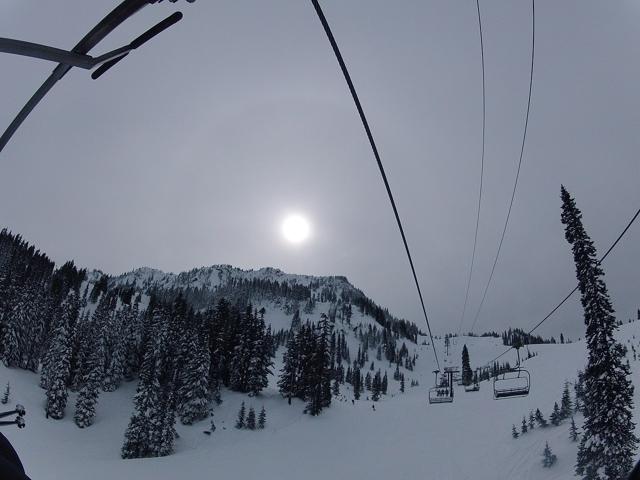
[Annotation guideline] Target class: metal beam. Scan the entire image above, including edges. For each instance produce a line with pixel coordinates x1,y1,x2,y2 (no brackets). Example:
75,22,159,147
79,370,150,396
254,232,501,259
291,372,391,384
0,0,154,154
0,38,94,68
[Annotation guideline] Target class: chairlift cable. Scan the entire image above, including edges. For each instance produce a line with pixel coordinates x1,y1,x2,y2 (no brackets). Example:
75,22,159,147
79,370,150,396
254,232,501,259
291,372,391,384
482,205,640,369
457,0,487,337
468,0,535,334
310,0,440,371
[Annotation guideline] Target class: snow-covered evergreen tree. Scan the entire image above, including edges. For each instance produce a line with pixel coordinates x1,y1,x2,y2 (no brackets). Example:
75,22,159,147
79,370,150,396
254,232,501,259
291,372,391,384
0,311,21,368
511,424,519,439
278,333,299,404
574,371,585,413
332,378,340,397
353,366,362,400
560,381,573,419
461,344,473,386
521,416,528,434
230,306,273,395
235,402,246,429
45,293,75,419
157,387,177,457
535,408,548,428
248,320,273,396
246,406,256,430
4,284,45,371
74,338,103,428
122,304,172,459
561,186,638,479
1,382,9,404
121,351,159,458
258,406,266,429
542,442,557,468
570,416,580,442
102,309,125,392
69,311,91,392
371,370,381,402
306,316,332,415
122,297,141,381
550,402,562,426
178,333,210,425
528,411,535,430
0,281,46,370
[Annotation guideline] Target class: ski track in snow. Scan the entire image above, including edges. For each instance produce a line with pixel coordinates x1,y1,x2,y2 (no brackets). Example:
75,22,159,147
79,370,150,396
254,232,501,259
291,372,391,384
3,320,640,480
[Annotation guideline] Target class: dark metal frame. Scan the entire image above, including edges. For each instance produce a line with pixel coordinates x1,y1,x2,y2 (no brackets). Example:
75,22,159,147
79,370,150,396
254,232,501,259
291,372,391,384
0,0,191,154
493,369,531,399
464,383,480,392
428,367,458,404
492,347,531,399
0,405,26,429
464,367,480,392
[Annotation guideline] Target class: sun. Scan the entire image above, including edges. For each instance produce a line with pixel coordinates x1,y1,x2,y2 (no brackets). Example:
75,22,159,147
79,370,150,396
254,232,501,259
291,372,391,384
281,214,311,244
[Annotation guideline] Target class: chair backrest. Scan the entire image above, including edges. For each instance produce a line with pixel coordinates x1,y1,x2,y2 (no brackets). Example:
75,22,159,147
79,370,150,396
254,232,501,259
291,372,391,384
493,369,530,399
428,387,453,404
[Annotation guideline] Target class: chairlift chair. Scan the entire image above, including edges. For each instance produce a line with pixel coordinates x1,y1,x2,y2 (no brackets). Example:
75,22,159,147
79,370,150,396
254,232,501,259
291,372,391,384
429,386,454,404
428,369,454,404
493,347,530,399
493,369,530,398
465,368,480,392
464,382,480,392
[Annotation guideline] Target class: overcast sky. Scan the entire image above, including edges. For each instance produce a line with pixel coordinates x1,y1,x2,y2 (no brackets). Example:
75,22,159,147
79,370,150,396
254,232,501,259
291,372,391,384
1,0,639,340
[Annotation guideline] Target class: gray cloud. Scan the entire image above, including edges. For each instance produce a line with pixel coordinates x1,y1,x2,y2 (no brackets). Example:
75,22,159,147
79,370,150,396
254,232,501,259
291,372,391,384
1,0,638,340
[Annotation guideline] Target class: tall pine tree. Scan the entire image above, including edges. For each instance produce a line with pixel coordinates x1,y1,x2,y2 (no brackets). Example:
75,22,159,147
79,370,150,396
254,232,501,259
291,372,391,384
74,336,103,428
177,332,210,425
45,292,75,419
560,381,573,420
461,344,473,386
561,186,638,479
278,332,300,404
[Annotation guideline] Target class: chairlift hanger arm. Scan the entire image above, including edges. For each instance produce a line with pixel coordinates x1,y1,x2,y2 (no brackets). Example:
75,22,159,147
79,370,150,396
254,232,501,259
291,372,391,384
0,39,95,69
92,11,183,79
0,406,25,420
0,418,24,427
0,0,190,155
1,10,182,73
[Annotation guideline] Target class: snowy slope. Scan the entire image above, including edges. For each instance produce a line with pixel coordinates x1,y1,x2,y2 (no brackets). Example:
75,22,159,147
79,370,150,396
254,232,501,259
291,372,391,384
3,318,640,479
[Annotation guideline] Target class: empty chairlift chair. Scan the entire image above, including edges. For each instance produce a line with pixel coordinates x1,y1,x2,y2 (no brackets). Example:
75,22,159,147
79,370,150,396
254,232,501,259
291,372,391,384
465,368,480,392
493,348,530,399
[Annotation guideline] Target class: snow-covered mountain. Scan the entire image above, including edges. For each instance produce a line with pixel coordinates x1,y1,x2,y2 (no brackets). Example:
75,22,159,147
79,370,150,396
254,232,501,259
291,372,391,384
91,263,418,338
110,265,351,291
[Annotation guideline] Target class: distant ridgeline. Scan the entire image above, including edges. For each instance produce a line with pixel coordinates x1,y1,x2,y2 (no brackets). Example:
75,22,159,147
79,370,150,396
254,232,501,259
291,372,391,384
500,328,562,346
0,228,420,458
93,268,418,344
449,329,562,346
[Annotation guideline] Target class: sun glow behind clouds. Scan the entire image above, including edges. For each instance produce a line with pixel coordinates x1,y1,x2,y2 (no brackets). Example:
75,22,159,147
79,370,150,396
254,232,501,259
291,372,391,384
281,214,311,244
